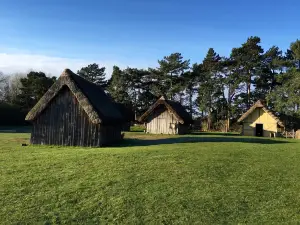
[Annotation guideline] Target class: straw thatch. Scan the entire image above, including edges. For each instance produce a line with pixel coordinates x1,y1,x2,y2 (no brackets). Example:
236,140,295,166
237,100,285,128
139,96,192,124
25,69,123,125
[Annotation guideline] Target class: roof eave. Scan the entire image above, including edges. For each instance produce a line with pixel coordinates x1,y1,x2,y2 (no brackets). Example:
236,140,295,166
25,75,102,124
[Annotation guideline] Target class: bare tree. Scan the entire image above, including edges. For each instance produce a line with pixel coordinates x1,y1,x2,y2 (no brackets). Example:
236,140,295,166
6,73,24,103
0,72,9,101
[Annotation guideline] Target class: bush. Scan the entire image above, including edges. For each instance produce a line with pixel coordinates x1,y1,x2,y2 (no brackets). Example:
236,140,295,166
0,102,27,126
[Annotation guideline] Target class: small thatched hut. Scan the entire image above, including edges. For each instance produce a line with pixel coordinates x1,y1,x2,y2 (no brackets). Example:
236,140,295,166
139,96,192,134
237,100,285,137
25,69,124,147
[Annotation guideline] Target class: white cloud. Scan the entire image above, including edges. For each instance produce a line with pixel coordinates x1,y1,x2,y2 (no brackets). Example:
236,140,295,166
0,53,120,78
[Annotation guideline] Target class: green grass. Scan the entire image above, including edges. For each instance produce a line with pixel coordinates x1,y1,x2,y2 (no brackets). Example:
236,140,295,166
130,125,146,132
1,132,300,224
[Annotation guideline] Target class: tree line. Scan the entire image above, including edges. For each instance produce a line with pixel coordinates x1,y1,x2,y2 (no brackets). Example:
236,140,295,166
0,36,299,130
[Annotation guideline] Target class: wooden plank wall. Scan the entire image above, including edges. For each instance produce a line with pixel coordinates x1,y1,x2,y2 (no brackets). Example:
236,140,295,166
31,86,121,147
100,125,122,145
146,105,178,134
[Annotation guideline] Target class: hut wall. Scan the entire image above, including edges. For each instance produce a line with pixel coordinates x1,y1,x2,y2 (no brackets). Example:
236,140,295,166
296,130,300,139
100,125,122,145
31,87,121,146
121,122,131,131
242,108,279,137
146,105,179,134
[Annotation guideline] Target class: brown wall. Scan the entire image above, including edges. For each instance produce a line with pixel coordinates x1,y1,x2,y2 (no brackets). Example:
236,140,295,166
31,86,121,147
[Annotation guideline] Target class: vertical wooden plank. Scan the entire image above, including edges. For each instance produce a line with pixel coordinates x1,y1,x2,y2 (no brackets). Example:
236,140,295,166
30,86,114,147
97,125,101,147
71,94,75,146
48,101,51,145
90,125,94,147
31,123,35,144
79,107,83,146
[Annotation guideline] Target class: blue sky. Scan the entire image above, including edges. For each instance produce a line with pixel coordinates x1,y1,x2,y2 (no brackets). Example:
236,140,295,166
0,0,299,76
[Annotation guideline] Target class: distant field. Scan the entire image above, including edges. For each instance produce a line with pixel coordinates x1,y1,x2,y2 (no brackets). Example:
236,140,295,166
1,132,300,224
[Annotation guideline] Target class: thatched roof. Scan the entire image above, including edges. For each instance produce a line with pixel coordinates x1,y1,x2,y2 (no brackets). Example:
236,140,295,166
114,103,135,122
237,100,285,127
138,96,193,124
25,69,123,124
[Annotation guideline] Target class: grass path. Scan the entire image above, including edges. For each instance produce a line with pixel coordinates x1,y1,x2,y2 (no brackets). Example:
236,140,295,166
1,133,300,224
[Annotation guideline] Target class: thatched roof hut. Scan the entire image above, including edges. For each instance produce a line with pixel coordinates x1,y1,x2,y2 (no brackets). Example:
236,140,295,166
237,100,285,137
26,69,124,147
139,96,192,134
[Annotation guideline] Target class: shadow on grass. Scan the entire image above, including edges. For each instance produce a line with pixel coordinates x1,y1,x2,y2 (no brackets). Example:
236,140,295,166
191,132,240,137
0,126,31,133
114,136,289,147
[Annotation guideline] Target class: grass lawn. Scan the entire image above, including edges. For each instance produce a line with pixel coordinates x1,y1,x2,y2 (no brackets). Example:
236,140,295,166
1,132,300,224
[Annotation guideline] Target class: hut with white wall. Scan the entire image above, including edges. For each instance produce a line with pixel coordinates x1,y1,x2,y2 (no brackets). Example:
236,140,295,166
139,96,192,134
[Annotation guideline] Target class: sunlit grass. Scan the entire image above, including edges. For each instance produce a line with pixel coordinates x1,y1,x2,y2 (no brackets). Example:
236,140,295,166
1,132,300,224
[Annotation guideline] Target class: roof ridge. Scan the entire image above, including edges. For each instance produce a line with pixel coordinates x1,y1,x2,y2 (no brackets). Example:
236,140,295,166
26,69,123,124
238,100,284,127
60,68,74,77
138,96,192,124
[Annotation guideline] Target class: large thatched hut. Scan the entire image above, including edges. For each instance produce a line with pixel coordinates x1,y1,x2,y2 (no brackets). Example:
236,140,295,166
139,96,192,134
25,69,124,147
238,100,285,137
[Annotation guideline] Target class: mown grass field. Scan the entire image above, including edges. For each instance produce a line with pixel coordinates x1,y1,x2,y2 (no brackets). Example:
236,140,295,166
1,132,300,224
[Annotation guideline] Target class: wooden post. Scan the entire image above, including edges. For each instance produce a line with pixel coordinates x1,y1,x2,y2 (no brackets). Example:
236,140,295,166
293,130,295,139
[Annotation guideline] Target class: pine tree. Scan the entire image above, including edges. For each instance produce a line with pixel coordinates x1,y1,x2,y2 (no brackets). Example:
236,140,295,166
231,36,264,108
150,53,190,100
253,46,284,104
107,66,130,104
290,39,300,68
14,71,56,112
267,40,300,119
197,48,223,130
77,63,107,88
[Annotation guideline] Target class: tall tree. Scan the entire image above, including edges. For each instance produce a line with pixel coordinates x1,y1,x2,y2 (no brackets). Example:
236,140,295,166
253,46,284,104
220,57,244,131
107,66,131,105
14,71,56,112
182,66,199,116
267,68,300,117
267,40,300,119
290,39,300,68
231,36,264,108
197,48,223,130
77,63,107,87
4,73,24,103
150,53,190,100
124,67,156,117
0,72,9,102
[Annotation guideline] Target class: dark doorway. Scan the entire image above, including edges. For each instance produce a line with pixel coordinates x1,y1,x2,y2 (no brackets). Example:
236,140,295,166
256,124,263,137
